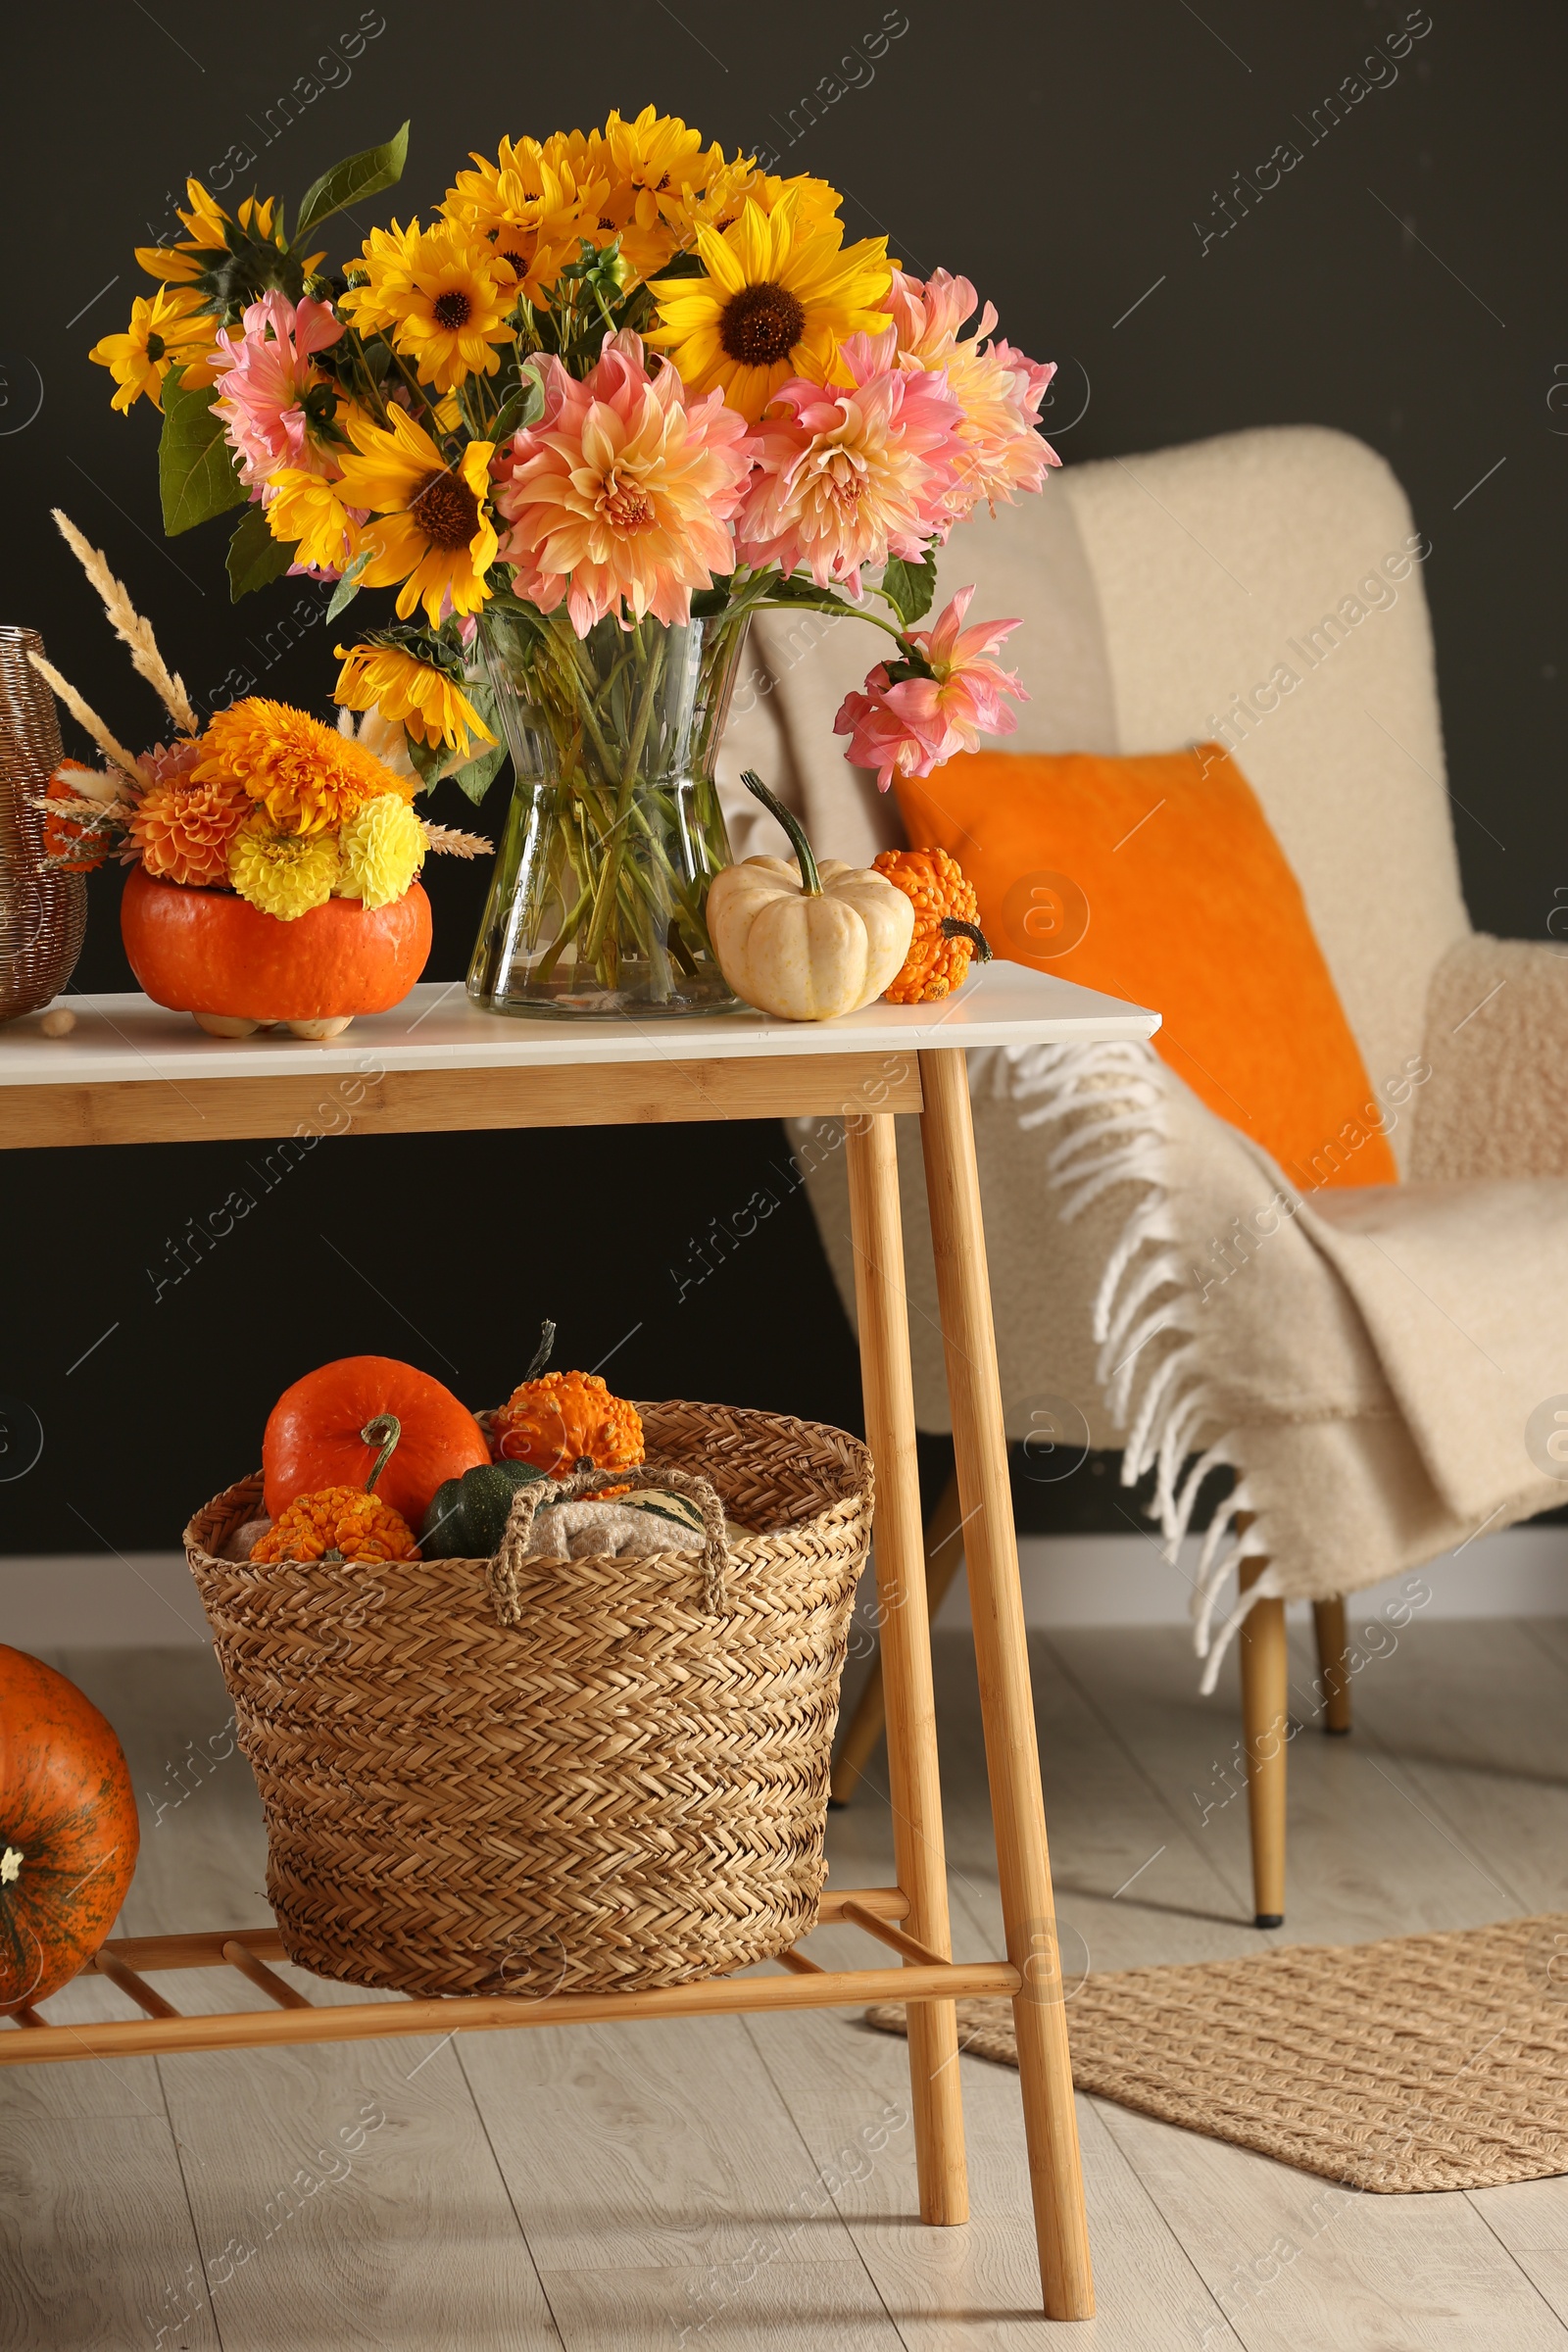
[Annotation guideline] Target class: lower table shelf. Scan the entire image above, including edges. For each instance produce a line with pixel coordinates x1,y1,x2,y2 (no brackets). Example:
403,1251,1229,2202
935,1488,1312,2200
1,1886,1021,2066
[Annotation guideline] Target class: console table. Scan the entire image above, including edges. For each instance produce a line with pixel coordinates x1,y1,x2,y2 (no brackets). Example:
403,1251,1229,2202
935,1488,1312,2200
0,956,1159,2326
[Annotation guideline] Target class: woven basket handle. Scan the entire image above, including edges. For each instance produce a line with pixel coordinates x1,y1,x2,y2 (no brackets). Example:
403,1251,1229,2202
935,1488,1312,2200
486,1458,732,1627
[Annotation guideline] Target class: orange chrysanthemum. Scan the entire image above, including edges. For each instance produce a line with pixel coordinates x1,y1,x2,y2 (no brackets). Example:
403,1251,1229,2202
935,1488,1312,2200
192,698,416,836
128,773,251,886
251,1486,421,1565
491,1371,644,1481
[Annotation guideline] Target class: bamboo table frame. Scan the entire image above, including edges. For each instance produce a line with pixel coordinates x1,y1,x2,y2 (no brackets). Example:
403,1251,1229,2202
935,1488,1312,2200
0,961,1158,2326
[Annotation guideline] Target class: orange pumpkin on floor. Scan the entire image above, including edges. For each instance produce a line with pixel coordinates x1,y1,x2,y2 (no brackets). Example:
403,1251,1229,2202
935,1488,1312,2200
0,1647,140,2013
120,865,432,1024
263,1356,489,1528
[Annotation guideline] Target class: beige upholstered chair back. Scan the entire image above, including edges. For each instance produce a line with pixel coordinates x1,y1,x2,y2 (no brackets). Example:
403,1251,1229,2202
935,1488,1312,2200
718,425,1472,1168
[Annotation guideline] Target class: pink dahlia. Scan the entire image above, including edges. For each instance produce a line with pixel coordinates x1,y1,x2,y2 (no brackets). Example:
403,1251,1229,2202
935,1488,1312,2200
210,293,346,491
490,331,753,633
881,270,1058,523
834,587,1028,790
732,336,961,594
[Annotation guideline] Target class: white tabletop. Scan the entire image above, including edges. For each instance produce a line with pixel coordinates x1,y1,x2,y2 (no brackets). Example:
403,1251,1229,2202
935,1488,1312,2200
0,959,1157,1090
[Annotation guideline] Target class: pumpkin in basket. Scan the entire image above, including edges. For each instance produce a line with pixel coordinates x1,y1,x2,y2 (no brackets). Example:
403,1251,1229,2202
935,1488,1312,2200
263,1355,489,1527
0,1646,139,2013
253,1413,422,1564
490,1323,644,1481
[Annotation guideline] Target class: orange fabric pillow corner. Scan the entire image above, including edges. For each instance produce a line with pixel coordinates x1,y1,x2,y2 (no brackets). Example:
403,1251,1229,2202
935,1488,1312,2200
895,746,1397,1192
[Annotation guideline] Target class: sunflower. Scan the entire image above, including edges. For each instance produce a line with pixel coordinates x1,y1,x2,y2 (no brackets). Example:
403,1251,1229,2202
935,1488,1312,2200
88,285,217,413
588,107,727,278
335,409,498,626
227,815,342,920
679,165,842,244
342,220,515,393
263,469,363,575
442,133,609,302
647,189,893,421
335,792,427,908
133,181,272,283
334,641,496,757
194,698,414,835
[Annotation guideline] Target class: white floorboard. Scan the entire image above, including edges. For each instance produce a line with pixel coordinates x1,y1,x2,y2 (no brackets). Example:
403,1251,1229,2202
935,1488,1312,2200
2,1618,1565,2347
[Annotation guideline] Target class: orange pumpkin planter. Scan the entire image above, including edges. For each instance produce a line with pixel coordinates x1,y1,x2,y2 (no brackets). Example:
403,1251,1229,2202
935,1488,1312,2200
121,865,432,1041
263,1355,490,1530
0,1646,139,2013
873,847,993,1004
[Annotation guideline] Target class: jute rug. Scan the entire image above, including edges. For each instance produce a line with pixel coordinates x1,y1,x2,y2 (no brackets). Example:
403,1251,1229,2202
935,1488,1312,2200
865,1913,1568,2191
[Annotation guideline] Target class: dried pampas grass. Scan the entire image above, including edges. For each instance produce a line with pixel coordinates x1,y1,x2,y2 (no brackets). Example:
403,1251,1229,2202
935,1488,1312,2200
25,650,143,784
420,820,493,859
51,509,198,735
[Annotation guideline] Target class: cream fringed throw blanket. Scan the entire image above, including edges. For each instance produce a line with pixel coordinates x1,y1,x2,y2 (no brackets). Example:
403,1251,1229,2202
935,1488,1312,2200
801,1041,1568,1689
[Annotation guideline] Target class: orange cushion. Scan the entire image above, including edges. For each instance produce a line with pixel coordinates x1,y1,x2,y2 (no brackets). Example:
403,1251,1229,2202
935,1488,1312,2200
895,746,1397,1191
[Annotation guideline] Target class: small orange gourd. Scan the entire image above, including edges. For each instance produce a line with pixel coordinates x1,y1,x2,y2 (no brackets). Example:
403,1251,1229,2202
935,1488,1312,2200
252,1413,421,1565
490,1321,644,1480
873,847,993,1004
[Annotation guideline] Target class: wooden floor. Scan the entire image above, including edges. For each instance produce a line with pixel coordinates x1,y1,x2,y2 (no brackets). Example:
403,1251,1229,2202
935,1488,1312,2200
5,1612,1568,2349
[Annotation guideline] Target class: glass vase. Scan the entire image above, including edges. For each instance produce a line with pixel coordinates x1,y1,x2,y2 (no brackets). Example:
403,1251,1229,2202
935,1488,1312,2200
467,605,750,1017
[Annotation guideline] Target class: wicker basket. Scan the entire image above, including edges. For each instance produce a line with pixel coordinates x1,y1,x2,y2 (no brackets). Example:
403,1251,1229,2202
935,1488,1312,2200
183,1399,873,1997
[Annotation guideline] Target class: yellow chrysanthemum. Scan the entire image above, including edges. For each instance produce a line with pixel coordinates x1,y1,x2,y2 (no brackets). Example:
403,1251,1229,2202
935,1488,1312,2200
442,133,609,301
134,184,286,284
334,642,495,757
647,188,893,421
194,698,414,836
335,791,427,909
263,470,362,574
227,813,342,920
88,285,216,413
335,408,498,626
342,220,516,393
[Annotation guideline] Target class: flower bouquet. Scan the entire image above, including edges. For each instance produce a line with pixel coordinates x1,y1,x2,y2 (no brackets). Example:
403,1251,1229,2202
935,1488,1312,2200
89,108,1057,1017
35,514,485,1038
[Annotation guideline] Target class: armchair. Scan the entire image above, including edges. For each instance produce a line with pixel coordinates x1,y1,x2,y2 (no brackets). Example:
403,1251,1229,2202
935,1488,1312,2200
717,424,1568,1927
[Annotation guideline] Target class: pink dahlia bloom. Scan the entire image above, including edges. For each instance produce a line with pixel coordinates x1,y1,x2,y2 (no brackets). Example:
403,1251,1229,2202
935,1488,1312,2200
210,293,345,491
490,331,753,633
882,270,1058,523
732,336,962,594
834,587,1027,790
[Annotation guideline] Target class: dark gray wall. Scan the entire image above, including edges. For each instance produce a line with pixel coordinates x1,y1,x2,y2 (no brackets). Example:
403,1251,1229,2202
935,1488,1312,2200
2,1,1561,1547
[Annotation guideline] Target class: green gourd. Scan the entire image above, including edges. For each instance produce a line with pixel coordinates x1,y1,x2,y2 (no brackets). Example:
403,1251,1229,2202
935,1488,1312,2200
422,1459,545,1557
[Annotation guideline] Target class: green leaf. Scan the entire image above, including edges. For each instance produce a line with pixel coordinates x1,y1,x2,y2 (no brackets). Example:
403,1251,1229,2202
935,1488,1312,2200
225,504,295,602
490,362,548,447
880,549,939,629
405,730,445,789
294,122,410,246
158,376,246,536
324,551,373,622
451,737,508,806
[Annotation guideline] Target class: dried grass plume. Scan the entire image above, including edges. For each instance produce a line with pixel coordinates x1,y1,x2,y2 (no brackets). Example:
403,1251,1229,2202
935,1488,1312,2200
51,509,198,734
25,650,143,783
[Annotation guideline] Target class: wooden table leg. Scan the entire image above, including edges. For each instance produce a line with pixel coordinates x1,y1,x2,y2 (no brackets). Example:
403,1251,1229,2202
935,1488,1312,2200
831,1470,966,1807
917,1049,1094,2322
844,1112,969,2228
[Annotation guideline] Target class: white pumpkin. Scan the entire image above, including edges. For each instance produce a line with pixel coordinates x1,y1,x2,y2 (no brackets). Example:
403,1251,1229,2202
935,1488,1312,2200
709,773,915,1021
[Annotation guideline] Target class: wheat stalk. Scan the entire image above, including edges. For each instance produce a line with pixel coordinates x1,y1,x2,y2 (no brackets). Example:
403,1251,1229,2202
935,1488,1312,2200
421,821,493,858
26,651,144,784
51,509,199,735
